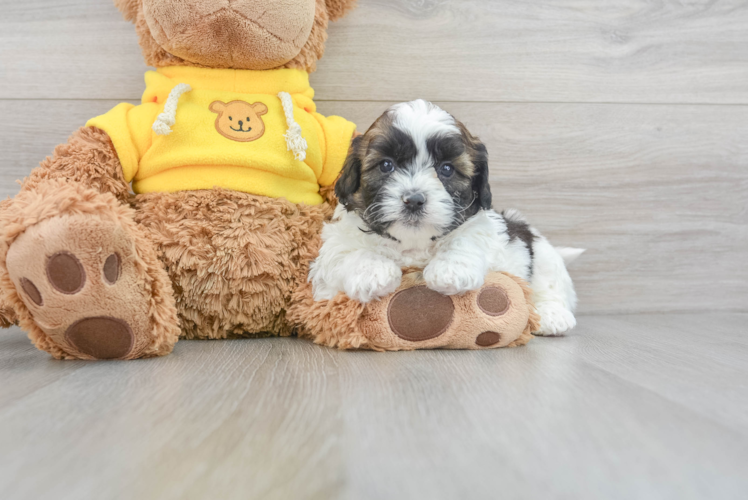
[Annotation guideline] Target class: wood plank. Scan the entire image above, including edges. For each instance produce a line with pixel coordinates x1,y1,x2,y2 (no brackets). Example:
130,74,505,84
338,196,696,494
1,316,747,500
543,313,748,435
0,328,345,500
0,326,87,408
2,99,745,314
333,318,748,500
2,0,748,103
0,0,146,100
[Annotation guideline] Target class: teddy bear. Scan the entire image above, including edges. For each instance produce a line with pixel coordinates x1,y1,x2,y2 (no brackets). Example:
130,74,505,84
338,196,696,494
0,0,538,360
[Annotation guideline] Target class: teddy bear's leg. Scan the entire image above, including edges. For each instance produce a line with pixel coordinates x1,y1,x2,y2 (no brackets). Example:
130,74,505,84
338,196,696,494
0,128,180,359
290,271,539,351
0,199,19,327
0,298,18,328
133,189,332,339
355,272,539,350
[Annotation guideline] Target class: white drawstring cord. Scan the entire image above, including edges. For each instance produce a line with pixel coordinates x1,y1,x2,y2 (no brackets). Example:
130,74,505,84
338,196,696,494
278,91,308,161
152,83,192,135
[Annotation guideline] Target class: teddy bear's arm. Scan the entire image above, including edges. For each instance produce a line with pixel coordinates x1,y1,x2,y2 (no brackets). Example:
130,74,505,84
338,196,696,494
311,112,357,187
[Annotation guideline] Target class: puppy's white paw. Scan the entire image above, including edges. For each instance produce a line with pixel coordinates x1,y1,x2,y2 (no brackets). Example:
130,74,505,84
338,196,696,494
423,259,485,296
535,302,576,336
343,259,402,304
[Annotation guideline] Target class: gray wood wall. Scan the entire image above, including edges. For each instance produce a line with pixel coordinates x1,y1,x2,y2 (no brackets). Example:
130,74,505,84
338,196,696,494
1,0,746,314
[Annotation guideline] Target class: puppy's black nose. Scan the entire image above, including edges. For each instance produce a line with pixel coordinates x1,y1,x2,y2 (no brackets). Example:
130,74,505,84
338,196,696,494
238,120,244,127
402,192,426,209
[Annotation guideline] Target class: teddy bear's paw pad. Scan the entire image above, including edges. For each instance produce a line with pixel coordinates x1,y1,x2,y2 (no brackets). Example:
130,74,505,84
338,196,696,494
19,278,43,306
6,215,153,360
475,331,502,347
476,286,511,316
46,252,86,294
65,317,134,360
388,286,454,342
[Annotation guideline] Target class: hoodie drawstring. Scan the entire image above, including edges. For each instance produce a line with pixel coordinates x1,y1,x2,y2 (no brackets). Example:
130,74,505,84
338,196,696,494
152,83,192,135
278,92,308,162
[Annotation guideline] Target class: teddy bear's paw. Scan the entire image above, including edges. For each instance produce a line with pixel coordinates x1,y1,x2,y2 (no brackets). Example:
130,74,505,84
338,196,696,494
534,302,576,336
343,257,402,304
358,272,533,350
6,214,172,360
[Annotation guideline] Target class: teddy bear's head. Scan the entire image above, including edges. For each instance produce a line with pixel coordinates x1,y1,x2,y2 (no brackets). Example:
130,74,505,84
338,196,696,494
113,0,356,72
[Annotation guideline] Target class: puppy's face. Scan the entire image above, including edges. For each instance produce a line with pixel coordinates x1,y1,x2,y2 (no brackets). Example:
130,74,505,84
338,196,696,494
336,100,492,243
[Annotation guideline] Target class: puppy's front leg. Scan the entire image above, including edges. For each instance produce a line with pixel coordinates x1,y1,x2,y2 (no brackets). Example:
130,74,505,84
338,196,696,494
424,224,489,295
340,250,402,303
309,222,402,303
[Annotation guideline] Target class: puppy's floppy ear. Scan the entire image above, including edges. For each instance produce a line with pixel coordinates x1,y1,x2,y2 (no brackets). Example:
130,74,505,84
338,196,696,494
470,141,493,210
335,135,364,206
326,0,358,21
113,0,140,22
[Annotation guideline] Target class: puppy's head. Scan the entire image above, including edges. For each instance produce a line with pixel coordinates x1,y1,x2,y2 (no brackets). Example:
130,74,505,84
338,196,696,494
336,100,491,243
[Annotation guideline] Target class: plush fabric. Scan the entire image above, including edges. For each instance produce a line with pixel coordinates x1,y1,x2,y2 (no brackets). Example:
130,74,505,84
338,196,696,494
126,0,345,73
133,188,332,339
288,271,539,351
325,0,358,21
0,178,180,359
20,126,131,203
87,67,356,204
141,0,316,70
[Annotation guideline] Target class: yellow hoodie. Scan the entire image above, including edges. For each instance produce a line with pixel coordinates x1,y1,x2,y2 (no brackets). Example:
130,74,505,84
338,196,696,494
86,67,356,205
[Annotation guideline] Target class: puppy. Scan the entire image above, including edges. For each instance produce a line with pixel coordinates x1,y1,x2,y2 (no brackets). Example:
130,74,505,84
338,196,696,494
309,100,580,335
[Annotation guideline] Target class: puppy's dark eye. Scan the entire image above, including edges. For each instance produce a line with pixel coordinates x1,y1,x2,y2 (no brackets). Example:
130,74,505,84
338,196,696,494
229,116,233,121
438,163,455,178
380,160,395,173
246,117,251,122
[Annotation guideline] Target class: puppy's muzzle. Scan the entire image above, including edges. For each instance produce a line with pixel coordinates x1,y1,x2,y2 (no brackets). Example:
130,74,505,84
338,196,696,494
402,192,426,212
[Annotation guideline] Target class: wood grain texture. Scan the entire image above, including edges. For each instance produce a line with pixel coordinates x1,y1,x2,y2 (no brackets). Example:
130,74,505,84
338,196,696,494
1,314,747,500
2,0,748,103
1,100,746,314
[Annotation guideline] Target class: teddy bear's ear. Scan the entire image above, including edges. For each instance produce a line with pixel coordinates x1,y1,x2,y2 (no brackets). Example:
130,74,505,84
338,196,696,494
326,0,357,21
209,101,227,114
113,0,141,22
251,103,269,116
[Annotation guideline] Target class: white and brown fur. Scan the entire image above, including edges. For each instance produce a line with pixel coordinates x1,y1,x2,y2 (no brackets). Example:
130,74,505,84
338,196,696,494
309,100,580,335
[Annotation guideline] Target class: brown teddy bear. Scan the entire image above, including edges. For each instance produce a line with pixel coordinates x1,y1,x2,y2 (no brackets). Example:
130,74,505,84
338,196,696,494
0,0,538,360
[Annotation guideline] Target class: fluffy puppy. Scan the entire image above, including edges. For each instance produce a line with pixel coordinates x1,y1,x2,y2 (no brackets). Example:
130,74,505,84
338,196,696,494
309,100,580,335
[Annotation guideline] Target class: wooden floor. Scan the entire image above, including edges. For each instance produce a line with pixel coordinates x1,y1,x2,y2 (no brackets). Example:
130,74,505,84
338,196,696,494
1,313,747,500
